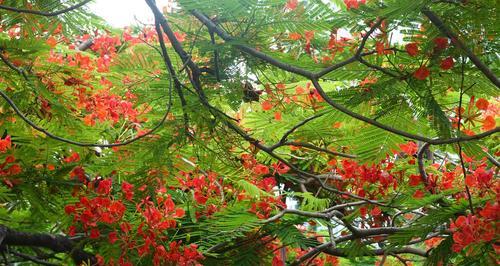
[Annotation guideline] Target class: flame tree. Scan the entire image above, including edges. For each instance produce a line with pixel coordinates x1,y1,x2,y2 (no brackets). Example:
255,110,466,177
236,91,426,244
0,0,498,265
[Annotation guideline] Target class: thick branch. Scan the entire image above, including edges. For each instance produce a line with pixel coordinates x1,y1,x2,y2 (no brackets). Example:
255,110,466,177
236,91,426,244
189,11,499,146
191,9,315,78
417,142,431,186
310,79,499,145
0,0,92,17
0,225,95,265
323,246,428,258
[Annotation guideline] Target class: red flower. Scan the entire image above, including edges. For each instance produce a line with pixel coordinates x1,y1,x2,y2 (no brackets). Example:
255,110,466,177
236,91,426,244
194,191,208,204
399,141,418,155
121,181,134,200
344,0,365,9
440,56,454,70
253,164,270,175
89,228,100,239
409,174,422,186
413,190,425,199
65,205,76,214
413,66,430,80
64,152,80,163
405,43,419,57
68,225,77,236
475,98,489,110
97,179,112,195
274,111,282,121
46,36,58,48
174,208,185,218
289,32,301,41
261,101,273,111
370,206,382,217
272,162,290,175
434,37,448,50
108,231,118,244
482,116,496,131
0,135,12,153
450,214,495,253
285,0,298,10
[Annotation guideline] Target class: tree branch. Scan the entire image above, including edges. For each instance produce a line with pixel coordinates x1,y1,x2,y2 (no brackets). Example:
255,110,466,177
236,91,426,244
422,9,500,88
0,0,92,17
0,225,95,265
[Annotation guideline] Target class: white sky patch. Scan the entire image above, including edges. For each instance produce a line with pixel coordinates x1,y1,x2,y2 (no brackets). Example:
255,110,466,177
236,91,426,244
90,0,170,28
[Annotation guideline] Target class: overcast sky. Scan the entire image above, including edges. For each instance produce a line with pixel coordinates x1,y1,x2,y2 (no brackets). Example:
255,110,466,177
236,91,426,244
90,0,170,28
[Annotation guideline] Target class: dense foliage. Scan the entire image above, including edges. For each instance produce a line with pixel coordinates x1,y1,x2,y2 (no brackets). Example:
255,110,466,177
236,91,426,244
0,0,498,265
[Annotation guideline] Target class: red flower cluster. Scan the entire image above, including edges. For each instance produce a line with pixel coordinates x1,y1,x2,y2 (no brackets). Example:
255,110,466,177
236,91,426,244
65,180,126,230
465,166,495,190
0,136,22,188
177,171,222,205
65,175,203,266
0,135,12,152
338,160,397,199
75,88,140,126
1,155,22,187
450,203,499,254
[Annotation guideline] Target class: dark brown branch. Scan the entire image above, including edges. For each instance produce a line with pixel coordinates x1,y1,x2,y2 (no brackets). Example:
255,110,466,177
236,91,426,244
209,30,221,82
0,0,92,17
417,142,431,186
0,225,95,265
322,201,368,212
189,11,499,146
146,0,200,74
153,21,192,138
355,19,384,58
358,57,400,78
9,251,58,266
310,79,499,145
0,50,29,80
323,246,428,258
190,9,316,78
422,9,500,88
290,242,332,266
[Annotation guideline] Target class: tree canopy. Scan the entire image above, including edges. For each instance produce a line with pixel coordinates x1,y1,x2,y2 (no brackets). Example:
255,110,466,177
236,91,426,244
0,0,498,265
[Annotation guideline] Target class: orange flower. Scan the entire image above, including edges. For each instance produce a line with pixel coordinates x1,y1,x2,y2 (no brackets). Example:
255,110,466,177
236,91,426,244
475,98,489,110
274,111,282,121
261,101,273,111
482,115,496,130
289,32,302,41
46,36,58,48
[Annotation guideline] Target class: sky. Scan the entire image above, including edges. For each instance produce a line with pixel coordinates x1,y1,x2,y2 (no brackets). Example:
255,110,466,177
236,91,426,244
90,0,170,28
